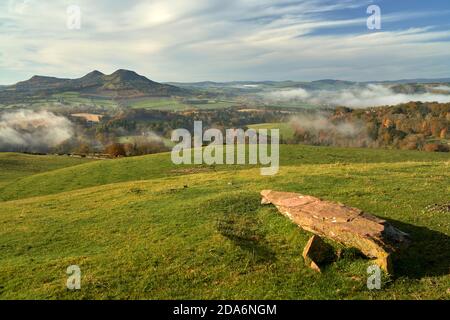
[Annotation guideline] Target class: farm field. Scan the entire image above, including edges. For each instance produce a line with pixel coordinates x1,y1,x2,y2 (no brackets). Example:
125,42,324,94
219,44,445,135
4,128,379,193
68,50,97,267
126,98,242,111
127,98,191,110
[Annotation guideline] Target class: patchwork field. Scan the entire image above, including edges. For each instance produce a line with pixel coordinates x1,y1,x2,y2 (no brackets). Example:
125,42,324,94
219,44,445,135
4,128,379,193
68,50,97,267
0,146,449,299
126,98,242,111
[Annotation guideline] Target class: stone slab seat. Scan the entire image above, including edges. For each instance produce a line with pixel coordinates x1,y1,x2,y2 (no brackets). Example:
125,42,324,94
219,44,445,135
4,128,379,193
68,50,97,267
260,190,410,273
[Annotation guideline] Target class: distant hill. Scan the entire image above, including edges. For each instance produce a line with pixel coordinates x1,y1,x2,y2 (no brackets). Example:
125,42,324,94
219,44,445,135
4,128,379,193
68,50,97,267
167,78,450,100
369,78,450,84
0,69,186,103
2,72,450,105
166,79,359,92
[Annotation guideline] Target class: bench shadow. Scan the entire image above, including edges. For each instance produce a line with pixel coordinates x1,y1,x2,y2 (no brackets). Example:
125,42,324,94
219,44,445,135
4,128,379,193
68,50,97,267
386,218,450,279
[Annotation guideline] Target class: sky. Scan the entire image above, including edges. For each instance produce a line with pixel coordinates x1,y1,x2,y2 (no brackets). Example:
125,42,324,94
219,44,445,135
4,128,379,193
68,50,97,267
1,0,450,84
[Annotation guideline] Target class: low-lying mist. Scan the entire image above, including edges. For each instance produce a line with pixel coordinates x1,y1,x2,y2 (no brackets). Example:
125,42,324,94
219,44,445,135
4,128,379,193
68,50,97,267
0,110,74,152
289,113,373,148
265,84,450,108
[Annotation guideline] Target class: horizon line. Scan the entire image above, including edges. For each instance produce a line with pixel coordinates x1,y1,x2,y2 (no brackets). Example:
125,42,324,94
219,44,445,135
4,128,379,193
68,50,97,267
1,69,450,86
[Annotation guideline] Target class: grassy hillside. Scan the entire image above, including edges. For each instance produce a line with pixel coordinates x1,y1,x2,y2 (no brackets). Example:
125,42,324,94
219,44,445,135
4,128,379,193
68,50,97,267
1,145,449,202
0,146,448,299
0,153,94,188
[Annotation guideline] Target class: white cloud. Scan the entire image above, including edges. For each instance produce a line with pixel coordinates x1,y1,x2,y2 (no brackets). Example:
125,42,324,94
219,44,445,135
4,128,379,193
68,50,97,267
0,110,74,151
433,85,450,92
265,84,450,108
0,0,450,83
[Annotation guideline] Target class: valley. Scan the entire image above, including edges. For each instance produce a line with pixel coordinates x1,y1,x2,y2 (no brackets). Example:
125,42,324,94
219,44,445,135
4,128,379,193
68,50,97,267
0,69,449,301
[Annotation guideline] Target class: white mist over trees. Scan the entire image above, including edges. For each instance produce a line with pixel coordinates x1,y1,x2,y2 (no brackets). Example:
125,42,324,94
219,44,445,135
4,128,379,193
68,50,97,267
0,110,74,152
265,84,450,108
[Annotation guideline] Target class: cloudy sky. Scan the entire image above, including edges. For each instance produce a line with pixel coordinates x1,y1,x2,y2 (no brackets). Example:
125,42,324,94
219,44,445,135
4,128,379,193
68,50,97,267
1,0,450,84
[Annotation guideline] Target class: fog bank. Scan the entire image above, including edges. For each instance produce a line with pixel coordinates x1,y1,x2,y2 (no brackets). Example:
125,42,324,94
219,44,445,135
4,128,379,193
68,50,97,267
0,110,74,152
266,84,450,108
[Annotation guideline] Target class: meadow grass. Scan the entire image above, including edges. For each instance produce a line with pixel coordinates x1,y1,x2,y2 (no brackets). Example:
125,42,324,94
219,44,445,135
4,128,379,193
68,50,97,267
1,145,448,201
0,153,93,188
0,146,448,299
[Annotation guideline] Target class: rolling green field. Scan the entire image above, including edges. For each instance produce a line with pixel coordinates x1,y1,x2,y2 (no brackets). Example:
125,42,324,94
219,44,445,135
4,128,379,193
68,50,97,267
127,98,191,110
52,92,119,109
127,98,241,111
0,92,119,111
0,153,94,188
0,145,449,299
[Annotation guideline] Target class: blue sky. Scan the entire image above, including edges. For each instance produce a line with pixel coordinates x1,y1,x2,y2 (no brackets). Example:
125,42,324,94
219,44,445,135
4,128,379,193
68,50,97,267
1,0,450,84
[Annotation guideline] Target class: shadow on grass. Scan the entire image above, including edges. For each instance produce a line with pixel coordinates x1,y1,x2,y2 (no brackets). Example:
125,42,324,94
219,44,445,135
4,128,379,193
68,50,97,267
388,218,450,279
224,236,276,263
216,212,276,263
